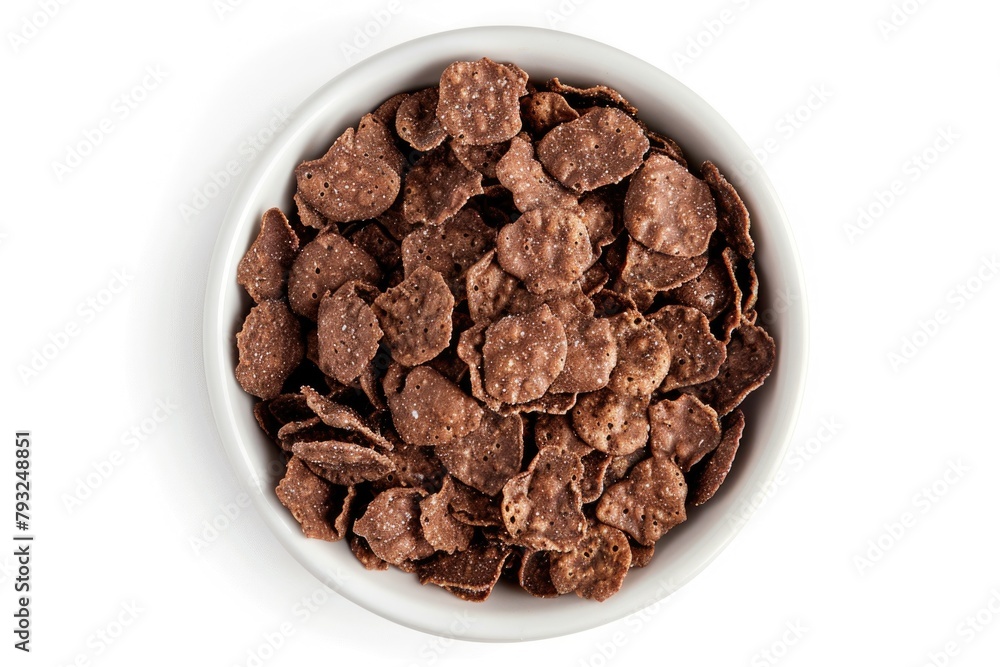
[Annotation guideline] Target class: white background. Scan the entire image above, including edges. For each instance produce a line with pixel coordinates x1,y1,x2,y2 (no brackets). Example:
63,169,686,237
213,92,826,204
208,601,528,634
3,0,999,665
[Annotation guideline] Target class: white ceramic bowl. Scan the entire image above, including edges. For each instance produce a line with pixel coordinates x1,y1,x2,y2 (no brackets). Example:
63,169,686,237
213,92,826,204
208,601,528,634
204,26,808,642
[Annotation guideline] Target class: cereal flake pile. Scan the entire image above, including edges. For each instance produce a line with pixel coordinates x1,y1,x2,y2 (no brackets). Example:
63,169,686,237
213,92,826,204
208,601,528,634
235,58,776,602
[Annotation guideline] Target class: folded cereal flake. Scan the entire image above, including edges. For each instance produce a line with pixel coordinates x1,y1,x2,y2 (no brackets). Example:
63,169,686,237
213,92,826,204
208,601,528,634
606,309,672,396
620,240,708,292
372,92,409,128
354,113,406,176
483,304,567,404
294,192,331,231
450,138,509,179
347,223,401,272
701,161,754,259
691,410,745,506
395,87,448,151
596,456,687,546
496,207,593,294
277,417,334,452
625,154,717,257
501,447,586,552
276,456,351,541
294,126,400,223
287,231,381,320
544,77,639,116
495,134,578,213
417,542,510,598
292,440,395,486
437,58,528,145
518,549,561,598
547,298,617,395
354,487,436,565
649,395,721,472
648,305,727,391
238,208,299,303
520,91,580,136
401,208,496,298
578,451,612,504
718,247,746,341
687,322,776,416
465,250,522,324
629,540,655,568
550,520,631,601
316,282,382,384
666,253,737,322
449,479,504,527
435,411,524,496
402,146,484,226
419,477,474,554
537,107,649,193
236,300,304,400
349,534,389,571
300,386,392,450
385,365,483,446
374,266,455,367
578,190,618,255
571,388,650,456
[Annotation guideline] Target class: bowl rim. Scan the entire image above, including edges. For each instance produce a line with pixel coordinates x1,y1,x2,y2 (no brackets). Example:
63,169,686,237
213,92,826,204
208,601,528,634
203,25,809,642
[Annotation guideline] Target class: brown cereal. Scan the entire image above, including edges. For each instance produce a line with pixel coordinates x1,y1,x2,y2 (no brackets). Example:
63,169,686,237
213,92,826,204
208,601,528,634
449,479,503,527
518,550,560,598
537,107,649,193
648,305,727,391
495,134,578,213
300,386,392,450
543,78,638,116
620,239,708,292
465,250,520,324
571,388,650,455
687,321,776,416
666,253,737,322
374,266,454,367
348,222,401,272
450,138,509,179
384,365,483,446
701,160,754,259
624,154,717,257
550,520,631,601
437,58,528,145
691,410,745,506
292,440,395,485
402,146,484,226
400,208,496,297
596,456,687,546
316,282,383,385
395,87,448,151
547,298,617,395
355,112,406,176
482,304,567,404
238,208,299,303
649,395,721,472
287,231,381,320
606,309,672,396
354,487,436,566
419,477,474,554
372,92,409,127
236,300,304,400
295,126,400,223
238,58,779,602
294,192,331,231
350,534,389,571
435,411,524,496
417,542,510,599
276,456,352,541
520,91,580,136
501,447,586,552
495,207,593,294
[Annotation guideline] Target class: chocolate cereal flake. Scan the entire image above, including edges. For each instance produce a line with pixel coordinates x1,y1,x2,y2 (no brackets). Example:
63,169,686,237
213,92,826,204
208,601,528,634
237,208,299,303
236,299,304,400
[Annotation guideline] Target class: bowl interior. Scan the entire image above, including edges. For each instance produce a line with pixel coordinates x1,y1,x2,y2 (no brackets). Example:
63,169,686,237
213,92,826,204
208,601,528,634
204,26,807,642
